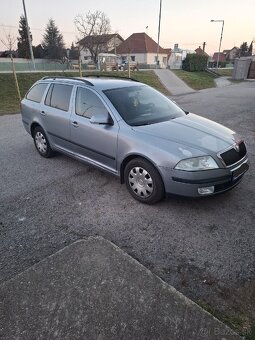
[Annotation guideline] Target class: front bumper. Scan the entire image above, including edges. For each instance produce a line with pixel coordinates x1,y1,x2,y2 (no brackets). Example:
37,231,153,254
160,157,249,197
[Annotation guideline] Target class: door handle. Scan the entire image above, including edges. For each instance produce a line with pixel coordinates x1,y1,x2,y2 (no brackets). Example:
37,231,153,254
71,121,79,128
41,110,46,115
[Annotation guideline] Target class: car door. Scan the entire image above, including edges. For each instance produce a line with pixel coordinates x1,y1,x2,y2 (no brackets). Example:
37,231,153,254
69,86,119,172
42,83,74,151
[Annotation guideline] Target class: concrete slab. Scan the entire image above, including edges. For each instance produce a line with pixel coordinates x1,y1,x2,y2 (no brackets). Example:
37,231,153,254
0,237,243,339
154,69,195,95
214,76,232,87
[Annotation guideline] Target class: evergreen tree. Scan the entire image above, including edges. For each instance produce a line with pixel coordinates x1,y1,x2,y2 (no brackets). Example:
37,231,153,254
17,15,32,58
33,44,44,59
69,42,79,60
248,41,253,56
42,19,65,59
239,42,249,56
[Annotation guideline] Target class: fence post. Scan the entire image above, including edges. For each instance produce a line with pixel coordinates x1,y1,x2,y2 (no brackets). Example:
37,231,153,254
11,55,21,101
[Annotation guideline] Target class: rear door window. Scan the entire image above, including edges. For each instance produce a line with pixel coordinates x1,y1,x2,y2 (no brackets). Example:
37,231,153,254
26,83,48,103
45,84,73,111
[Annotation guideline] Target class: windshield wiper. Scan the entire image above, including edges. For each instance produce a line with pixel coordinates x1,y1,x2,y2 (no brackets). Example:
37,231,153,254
132,121,152,126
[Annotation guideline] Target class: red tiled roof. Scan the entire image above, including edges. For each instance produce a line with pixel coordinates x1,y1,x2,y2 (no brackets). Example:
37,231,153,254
116,32,166,54
195,47,209,57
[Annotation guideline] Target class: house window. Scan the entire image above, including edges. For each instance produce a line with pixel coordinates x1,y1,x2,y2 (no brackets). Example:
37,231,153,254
131,56,135,61
154,56,157,62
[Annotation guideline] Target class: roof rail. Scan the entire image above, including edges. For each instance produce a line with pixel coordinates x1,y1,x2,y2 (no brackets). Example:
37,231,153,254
83,74,139,82
41,76,94,86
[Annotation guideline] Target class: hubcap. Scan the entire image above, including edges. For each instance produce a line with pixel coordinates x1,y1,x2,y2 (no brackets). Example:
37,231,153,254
128,167,153,198
35,132,47,153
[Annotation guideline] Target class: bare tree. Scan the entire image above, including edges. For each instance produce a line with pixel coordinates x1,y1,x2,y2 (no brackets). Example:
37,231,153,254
0,30,21,101
0,30,17,55
74,10,111,63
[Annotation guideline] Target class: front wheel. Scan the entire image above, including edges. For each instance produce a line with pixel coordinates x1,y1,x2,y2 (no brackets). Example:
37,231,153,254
33,126,54,158
124,158,165,204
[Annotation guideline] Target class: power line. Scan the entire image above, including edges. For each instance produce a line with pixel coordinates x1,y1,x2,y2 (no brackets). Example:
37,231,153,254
0,24,76,35
161,41,204,46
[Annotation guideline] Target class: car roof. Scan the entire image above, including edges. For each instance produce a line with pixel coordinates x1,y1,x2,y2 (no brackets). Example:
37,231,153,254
39,76,144,91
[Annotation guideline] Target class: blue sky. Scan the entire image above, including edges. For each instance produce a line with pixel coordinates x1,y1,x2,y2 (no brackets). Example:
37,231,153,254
0,0,254,54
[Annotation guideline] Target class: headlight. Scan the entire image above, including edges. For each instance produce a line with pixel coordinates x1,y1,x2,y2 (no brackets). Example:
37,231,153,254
175,156,219,171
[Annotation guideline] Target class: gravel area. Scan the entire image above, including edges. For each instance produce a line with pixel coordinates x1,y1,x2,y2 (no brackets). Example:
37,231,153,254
0,81,254,334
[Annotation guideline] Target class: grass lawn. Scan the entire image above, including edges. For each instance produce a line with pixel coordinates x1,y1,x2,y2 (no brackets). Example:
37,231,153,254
0,70,170,115
172,70,217,90
211,68,233,77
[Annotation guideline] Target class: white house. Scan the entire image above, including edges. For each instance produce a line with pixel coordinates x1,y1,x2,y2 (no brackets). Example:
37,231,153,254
115,32,169,68
168,44,195,69
77,33,124,63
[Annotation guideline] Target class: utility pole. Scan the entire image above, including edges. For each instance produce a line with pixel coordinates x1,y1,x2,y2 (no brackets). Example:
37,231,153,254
202,42,206,52
211,19,224,68
22,0,35,70
156,0,162,69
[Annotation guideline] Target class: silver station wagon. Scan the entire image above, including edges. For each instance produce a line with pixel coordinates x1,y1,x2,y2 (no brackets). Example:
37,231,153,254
21,76,249,204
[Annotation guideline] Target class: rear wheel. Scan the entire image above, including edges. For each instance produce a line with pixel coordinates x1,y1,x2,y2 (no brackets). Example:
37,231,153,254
33,126,54,158
124,158,165,204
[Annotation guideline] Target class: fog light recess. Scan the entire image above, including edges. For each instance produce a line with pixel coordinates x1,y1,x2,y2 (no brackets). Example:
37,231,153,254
198,186,215,195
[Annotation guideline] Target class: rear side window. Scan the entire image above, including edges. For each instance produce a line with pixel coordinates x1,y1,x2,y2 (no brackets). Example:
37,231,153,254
75,87,108,119
45,84,73,111
26,83,48,103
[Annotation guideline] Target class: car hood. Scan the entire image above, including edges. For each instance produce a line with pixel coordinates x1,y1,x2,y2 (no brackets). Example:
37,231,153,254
132,113,237,153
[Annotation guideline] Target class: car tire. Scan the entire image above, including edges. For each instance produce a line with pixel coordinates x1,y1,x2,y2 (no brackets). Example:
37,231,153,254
33,126,54,158
124,158,165,204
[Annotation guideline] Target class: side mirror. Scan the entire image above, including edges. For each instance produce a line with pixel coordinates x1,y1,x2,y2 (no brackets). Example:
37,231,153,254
90,112,113,125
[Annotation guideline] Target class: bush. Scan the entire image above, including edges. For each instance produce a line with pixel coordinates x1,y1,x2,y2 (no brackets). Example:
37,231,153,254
182,54,208,71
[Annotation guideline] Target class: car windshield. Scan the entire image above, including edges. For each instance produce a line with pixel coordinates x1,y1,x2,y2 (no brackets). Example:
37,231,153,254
103,85,185,126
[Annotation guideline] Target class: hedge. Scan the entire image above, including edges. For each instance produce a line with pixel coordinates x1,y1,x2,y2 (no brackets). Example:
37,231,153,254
182,54,208,71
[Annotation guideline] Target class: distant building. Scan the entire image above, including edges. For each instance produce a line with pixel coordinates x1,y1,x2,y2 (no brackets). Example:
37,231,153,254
77,33,124,63
223,47,240,62
211,47,240,65
212,52,226,63
168,44,195,69
0,50,18,58
115,32,168,68
195,46,209,57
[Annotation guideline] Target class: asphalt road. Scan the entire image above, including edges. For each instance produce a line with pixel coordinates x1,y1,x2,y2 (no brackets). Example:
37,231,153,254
0,81,254,331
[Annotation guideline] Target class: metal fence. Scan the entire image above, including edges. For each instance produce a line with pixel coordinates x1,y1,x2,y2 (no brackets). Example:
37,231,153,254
0,58,159,72
0,58,78,72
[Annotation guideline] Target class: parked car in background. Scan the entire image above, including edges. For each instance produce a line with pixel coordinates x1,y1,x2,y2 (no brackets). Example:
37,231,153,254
21,76,249,204
98,53,118,71
118,60,139,71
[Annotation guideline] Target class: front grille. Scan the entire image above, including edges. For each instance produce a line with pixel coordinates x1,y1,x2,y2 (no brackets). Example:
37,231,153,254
220,142,247,166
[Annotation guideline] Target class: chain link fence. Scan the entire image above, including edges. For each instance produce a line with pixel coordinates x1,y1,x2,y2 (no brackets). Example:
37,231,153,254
0,58,79,72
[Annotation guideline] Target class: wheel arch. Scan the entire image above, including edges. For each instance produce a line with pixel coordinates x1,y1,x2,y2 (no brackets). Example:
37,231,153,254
120,154,163,184
30,122,42,137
